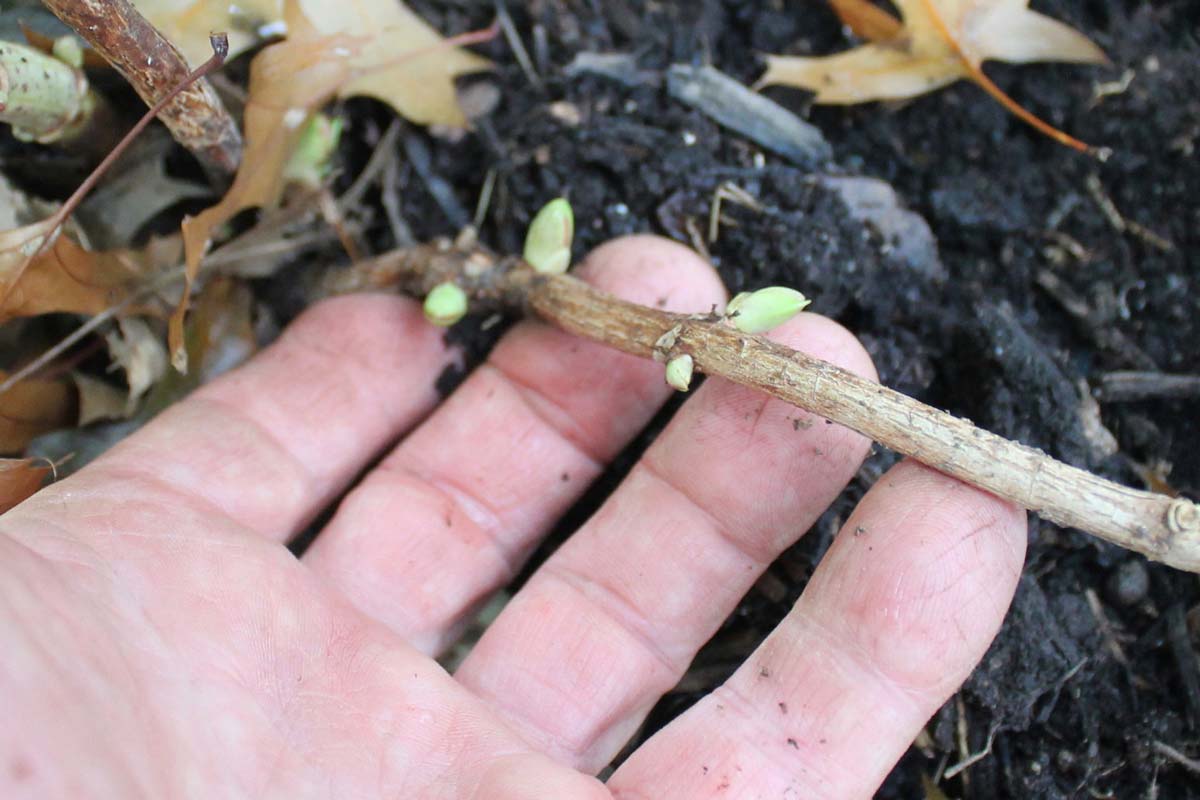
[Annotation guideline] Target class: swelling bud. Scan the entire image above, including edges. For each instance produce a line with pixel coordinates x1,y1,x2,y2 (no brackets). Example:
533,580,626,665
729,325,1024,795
424,282,468,327
726,286,810,334
665,354,694,392
523,198,574,274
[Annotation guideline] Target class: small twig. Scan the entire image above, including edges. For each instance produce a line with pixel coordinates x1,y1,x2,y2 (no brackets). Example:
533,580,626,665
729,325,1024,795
328,243,1200,573
381,158,415,247
1097,371,1200,402
41,0,241,176
1084,588,1129,666
337,119,403,212
943,725,998,781
1085,174,1175,252
1152,741,1200,776
494,0,545,92
1166,604,1200,725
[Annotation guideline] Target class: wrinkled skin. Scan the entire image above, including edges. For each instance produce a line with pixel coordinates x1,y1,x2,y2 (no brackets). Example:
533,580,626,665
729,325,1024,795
0,238,1024,799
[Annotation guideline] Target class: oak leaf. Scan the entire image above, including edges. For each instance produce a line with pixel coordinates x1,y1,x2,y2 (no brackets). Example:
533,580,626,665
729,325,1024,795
759,0,1107,150
132,0,284,65
0,223,173,323
297,0,492,128
172,0,490,368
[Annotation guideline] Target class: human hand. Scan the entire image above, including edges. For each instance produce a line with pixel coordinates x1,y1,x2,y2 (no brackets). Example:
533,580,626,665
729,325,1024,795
0,237,1025,799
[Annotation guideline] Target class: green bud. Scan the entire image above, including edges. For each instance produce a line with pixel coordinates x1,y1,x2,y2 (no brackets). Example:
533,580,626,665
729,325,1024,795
727,291,750,309
665,354,694,392
726,286,810,334
283,113,343,189
523,198,574,274
423,282,468,327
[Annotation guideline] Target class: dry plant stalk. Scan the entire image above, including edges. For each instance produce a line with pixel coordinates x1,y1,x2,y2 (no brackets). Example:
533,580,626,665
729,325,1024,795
41,0,242,175
328,242,1200,574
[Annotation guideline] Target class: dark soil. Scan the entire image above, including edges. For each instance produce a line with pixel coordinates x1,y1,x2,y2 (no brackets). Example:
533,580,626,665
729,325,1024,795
8,0,1200,797
373,1,1200,795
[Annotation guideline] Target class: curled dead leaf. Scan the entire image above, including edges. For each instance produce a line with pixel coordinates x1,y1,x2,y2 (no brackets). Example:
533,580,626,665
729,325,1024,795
0,371,76,453
172,0,491,369
73,372,130,426
760,0,1107,150
0,223,176,323
0,458,52,514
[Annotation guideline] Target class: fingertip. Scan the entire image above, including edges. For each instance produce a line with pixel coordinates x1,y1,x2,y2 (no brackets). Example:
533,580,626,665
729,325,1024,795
814,458,1027,694
576,235,727,313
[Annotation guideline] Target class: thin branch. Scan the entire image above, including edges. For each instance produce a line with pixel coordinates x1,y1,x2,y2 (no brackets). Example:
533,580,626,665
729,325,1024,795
329,243,1200,574
0,201,338,398
40,0,242,175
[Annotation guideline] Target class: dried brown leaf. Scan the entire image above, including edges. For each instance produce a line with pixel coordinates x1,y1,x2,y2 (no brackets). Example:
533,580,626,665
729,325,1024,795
0,223,173,323
827,0,903,41
171,0,490,368
761,0,1106,104
298,0,492,128
0,371,76,453
0,458,52,513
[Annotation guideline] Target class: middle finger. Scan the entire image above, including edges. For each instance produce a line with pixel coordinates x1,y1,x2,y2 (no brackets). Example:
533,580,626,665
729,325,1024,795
455,312,877,771
303,236,726,653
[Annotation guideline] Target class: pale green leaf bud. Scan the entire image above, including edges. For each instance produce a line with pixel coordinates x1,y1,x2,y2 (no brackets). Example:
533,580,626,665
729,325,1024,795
665,354,694,392
283,113,343,189
523,198,574,274
726,286,810,334
424,282,468,327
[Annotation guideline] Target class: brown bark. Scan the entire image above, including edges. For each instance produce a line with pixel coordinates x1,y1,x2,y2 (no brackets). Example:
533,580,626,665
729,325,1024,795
41,0,241,175
330,243,1200,574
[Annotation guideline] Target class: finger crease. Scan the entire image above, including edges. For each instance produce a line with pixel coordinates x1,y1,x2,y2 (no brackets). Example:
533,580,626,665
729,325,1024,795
790,604,931,709
375,461,517,576
637,456,777,567
483,363,607,469
542,560,686,683
191,392,318,499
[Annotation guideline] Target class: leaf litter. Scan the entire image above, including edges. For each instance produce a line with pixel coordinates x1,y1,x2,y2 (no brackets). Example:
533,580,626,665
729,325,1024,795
173,0,493,369
0,0,492,471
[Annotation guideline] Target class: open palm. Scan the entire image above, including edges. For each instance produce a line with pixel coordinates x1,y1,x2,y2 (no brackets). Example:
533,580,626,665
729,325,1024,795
0,237,1024,799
